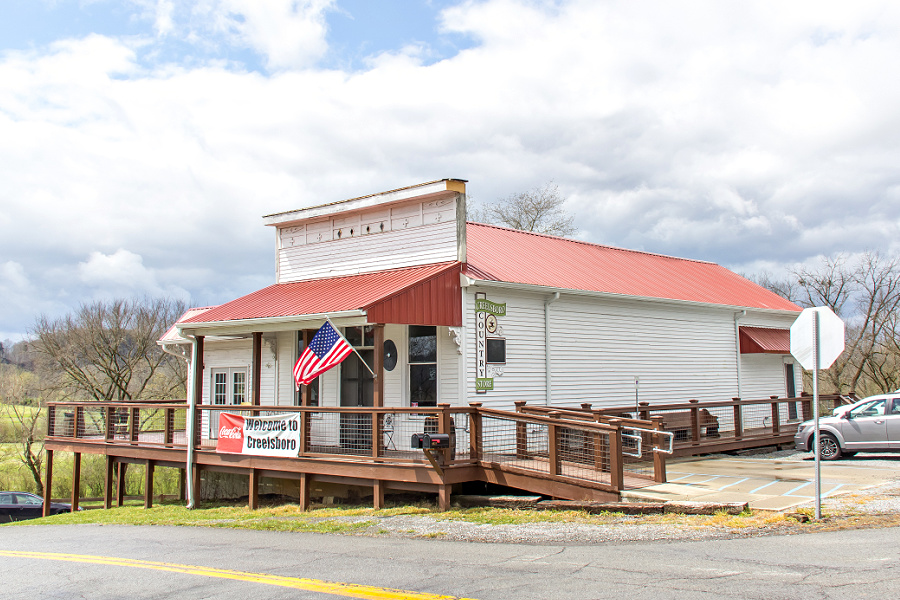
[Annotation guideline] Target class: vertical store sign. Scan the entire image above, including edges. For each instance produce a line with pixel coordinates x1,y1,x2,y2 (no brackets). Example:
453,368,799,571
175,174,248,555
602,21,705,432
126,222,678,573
474,292,506,393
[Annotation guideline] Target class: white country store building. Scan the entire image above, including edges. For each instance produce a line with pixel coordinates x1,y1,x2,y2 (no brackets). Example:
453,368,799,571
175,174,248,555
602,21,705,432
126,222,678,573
162,178,802,425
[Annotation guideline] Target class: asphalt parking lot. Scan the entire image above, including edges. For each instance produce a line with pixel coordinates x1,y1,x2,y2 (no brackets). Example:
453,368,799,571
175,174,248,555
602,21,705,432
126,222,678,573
623,450,900,510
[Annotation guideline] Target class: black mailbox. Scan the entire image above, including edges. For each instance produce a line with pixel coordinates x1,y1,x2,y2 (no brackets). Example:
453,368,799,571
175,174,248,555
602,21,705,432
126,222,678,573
411,433,451,449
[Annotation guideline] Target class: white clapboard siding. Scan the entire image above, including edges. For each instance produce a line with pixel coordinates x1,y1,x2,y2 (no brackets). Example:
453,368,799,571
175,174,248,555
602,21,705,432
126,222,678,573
383,324,405,408
199,340,252,439
549,297,741,408
741,354,795,400
462,288,798,412
275,331,296,406
438,325,460,405
464,289,549,411
278,220,458,282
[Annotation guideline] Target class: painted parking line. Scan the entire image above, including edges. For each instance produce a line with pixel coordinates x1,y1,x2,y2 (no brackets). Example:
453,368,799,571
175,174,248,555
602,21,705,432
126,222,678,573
716,477,750,491
748,480,780,494
0,551,477,600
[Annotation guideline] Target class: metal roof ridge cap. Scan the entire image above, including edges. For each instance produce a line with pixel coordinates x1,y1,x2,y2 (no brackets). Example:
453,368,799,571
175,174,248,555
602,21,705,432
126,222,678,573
467,278,802,314
465,221,719,266
176,309,367,332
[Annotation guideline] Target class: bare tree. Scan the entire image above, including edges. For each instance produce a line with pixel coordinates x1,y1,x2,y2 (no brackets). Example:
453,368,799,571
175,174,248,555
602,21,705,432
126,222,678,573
0,365,44,494
756,252,900,396
31,297,187,402
469,182,577,237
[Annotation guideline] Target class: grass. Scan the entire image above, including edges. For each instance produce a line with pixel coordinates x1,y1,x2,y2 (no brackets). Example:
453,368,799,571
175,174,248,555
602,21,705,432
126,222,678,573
6,498,900,538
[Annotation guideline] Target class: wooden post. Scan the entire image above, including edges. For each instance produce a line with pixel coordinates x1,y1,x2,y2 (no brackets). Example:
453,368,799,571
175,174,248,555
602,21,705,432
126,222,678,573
593,412,607,472
42,450,54,517
651,416,666,483
732,398,743,439
105,406,114,441
116,462,127,507
438,403,452,464
638,401,650,421
468,402,482,461
144,460,155,509
438,484,451,511
373,480,384,510
770,397,781,435
178,468,186,502
71,452,81,512
371,411,381,459
130,407,139,443
689,400,701,444
74,406,83,439
252,332,262,406
608,419,624,491
548,412,560,476
192,465,202,506
164,408,174,446
47,405,56,437
104,457,115,509
801,397,812,421
248,468,259,510
514,400,526,413
299,409,309,454
298,472,310,511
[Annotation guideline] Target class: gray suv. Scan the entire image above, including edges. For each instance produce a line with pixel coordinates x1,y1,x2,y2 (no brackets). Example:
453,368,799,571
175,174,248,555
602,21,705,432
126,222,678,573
794,392,900,460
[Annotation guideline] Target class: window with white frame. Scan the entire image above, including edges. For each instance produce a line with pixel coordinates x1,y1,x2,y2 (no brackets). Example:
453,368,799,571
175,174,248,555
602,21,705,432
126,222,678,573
209,367,247,438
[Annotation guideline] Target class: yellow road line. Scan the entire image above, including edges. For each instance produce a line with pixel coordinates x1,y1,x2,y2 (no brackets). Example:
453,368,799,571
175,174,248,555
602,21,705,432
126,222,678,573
0,551,478,600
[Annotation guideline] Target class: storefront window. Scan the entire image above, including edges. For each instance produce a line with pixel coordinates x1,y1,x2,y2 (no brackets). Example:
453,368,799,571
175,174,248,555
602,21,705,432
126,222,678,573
409,325,437,407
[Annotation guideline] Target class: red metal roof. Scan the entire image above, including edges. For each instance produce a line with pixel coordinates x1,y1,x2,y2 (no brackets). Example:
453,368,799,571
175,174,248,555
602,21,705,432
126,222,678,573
181,262,462,326
739,326,791,354
465,223,800,311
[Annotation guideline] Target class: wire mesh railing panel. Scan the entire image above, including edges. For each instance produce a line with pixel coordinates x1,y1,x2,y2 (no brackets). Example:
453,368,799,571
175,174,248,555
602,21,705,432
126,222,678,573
557,426,610,483
451,413,470,461
480,416,550,474
740,403,774,434
78,407,106,438
621,427,654,478
307,411,373,456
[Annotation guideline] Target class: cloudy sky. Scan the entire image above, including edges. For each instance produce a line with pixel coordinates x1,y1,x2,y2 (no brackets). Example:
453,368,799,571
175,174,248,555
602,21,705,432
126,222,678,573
2,0,899,340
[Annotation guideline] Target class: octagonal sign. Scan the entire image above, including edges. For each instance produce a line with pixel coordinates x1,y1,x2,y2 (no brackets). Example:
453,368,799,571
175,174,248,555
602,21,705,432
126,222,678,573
790,307,845,370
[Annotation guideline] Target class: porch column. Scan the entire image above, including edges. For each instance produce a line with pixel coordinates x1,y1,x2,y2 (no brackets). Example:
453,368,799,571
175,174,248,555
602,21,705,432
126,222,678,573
373,325,384,408
192,335,204,449
252,332,262,406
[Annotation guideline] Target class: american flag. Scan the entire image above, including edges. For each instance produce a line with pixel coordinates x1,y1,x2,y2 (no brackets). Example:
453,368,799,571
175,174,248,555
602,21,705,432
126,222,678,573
293,321,354,386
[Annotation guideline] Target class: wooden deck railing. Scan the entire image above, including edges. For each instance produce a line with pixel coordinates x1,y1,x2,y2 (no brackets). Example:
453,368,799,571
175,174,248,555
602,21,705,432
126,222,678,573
45,401,667,495
520,394,854,457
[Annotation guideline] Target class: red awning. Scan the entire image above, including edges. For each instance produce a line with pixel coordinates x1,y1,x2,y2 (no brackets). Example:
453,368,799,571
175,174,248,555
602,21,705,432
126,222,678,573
181,262,462,328
739,327,790,354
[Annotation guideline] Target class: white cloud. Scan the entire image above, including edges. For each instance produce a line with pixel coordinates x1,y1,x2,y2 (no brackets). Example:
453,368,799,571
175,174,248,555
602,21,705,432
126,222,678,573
3,0,900,336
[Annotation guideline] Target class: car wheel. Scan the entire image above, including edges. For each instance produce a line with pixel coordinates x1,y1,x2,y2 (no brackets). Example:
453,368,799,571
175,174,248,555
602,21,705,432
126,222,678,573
817,433,842,461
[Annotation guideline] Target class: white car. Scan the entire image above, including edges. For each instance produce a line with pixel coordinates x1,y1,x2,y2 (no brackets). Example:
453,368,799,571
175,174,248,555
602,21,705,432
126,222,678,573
795,391,900,460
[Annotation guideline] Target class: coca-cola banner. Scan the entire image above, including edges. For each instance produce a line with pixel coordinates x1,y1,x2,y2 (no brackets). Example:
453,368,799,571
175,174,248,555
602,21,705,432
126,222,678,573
216,412,301,458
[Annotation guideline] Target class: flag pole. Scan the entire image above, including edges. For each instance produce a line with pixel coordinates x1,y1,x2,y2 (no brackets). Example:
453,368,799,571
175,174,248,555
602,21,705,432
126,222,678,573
326,317,376,376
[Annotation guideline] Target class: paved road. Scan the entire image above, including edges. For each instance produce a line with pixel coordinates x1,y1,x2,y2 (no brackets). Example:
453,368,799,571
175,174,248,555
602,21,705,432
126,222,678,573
1,524,897,599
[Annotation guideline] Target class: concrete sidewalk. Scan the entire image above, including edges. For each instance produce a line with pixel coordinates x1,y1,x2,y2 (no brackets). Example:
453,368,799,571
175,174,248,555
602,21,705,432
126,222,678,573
623,453,900,510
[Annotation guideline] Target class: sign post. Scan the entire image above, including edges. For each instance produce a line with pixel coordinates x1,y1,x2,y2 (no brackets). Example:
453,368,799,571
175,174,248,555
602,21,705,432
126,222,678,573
790,306,845,519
